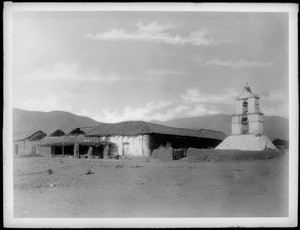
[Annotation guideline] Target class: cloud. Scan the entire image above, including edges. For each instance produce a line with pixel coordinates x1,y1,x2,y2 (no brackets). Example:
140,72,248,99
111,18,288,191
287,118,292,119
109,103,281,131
140,69,184,76
136,22,177,33
193,56,272,69
260,89,288,102
22,63,123,82
91,100,174,123
87,89,234,123
260,104,289,118
74,86,287,123
259,89,289,118
186,104,220,117
18,85,287,123
180,87,239,104
14,93,76,112
22,63,165,82
90,100,221,123
86,22,224,46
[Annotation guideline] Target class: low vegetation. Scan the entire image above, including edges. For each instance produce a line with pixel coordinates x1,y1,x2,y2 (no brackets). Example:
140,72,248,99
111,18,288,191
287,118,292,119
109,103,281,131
186,148,286,162
150,147,286,162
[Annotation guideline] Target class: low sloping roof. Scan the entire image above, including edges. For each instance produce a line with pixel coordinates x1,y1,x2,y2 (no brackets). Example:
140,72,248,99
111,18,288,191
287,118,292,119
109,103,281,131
236,86,259,100
13,129,47,141
87,121,227,141
50,129,65,137
198,129,227,140
40,134,113,146
65,126,97,136
41,135,79,145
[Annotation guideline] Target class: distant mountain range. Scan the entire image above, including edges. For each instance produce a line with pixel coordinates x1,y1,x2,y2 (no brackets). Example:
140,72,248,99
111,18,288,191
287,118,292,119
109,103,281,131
150,114,289,141
13,108,289,141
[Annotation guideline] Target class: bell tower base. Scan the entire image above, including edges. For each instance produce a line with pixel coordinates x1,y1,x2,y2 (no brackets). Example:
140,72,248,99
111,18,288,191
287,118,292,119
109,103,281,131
216,134,278,151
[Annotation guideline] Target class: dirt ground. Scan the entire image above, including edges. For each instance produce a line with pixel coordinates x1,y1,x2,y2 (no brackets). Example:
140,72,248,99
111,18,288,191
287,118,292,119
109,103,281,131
13,152,289,218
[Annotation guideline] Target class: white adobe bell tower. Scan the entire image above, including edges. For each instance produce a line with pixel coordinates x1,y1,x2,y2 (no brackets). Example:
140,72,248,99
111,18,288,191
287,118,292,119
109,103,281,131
216,84,278,151
232,83,264,135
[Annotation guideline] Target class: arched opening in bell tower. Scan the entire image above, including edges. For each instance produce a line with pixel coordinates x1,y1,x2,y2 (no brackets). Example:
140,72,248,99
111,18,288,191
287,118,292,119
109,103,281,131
241,117,249,134
242,101,248,114
241,101,249,134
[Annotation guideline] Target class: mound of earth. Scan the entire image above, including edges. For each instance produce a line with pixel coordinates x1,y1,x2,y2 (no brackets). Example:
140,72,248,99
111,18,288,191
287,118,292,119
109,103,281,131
216,134,278,151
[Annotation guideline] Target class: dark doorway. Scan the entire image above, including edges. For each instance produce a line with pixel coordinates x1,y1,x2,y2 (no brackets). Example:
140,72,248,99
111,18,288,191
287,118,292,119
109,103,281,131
52,146,63,155
64,145,74,155
94,145,104,158
79,145,89,155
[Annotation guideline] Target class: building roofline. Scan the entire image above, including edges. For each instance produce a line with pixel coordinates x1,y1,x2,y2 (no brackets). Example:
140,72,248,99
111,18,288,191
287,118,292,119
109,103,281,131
13,130,47,141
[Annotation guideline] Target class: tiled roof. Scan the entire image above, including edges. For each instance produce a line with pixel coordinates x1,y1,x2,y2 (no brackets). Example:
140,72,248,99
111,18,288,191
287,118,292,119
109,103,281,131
87,121,227,140
40,134,113,146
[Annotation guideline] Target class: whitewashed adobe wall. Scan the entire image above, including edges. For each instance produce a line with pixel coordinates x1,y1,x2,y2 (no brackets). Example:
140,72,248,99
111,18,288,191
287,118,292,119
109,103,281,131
104,135,150,156
231,118,242,135
38,146,52,156
14,140,43,156
248,113,263,134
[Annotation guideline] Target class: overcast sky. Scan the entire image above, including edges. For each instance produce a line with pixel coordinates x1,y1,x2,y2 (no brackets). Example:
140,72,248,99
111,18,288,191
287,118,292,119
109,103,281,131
12,10,289,123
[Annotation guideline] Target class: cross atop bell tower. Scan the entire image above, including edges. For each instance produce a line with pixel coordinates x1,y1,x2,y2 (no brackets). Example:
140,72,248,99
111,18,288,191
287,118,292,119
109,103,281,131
245,82,250,91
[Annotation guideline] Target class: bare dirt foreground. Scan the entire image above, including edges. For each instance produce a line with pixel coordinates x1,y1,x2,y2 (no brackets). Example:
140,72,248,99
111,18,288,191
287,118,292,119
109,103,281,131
13,153,288,218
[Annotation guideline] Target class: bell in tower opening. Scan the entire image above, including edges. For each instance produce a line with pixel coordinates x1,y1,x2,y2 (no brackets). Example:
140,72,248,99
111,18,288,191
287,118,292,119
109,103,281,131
232,83,263,135
216,84,278,151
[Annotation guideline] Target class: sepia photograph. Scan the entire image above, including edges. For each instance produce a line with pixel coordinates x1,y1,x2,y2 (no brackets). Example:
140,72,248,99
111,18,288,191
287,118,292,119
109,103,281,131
3,2,298,228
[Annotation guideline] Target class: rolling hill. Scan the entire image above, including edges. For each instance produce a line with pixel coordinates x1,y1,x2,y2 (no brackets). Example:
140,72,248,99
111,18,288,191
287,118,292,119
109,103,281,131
13,108,100,135
13,108,289,141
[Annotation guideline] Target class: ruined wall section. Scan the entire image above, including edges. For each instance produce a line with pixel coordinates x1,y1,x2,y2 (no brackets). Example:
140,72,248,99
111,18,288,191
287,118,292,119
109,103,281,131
14,140,45,156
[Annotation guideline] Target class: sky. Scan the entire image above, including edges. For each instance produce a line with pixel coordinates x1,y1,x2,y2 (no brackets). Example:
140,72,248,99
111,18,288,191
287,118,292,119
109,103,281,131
12,10,289,123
